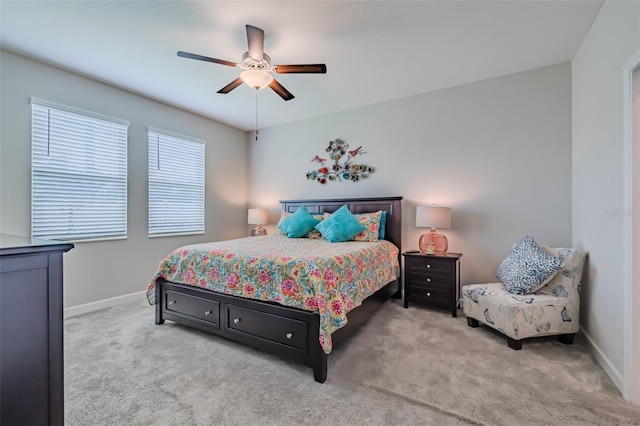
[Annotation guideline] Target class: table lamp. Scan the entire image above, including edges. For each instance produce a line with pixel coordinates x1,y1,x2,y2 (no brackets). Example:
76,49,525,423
415,205,451,254
248,208,268,236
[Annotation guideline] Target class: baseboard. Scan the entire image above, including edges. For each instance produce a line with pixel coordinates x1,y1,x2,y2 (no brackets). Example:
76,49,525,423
64,290,146,318
580,325,624,393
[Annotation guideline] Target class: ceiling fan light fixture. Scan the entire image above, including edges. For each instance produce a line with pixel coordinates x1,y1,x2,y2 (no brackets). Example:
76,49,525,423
240,69,273,90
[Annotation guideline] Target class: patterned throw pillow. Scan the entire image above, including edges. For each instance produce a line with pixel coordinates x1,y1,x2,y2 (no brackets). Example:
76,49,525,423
277,206,321,238
496,236,564,295
353,211,383,242
314,204,365,242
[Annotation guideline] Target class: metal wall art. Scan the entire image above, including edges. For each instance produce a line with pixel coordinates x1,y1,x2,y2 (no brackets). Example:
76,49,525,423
306,138,375,184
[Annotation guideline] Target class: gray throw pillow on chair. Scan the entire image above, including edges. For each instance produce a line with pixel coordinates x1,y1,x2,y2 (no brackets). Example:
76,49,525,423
496,236,564,295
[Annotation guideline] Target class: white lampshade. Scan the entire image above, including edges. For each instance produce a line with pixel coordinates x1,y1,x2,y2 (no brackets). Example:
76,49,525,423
240,69,273,90
416,206,451,229
416,205,451,254
248,208,268,225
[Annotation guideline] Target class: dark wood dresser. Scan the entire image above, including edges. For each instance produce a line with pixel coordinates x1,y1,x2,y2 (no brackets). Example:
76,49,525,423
0,234,73,426
402,251,462,317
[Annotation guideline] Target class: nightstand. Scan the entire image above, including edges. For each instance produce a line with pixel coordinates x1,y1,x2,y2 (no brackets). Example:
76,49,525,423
402,251,462,317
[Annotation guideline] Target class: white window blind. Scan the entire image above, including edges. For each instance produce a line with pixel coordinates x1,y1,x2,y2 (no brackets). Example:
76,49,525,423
31,100,128,241
148,129,205,237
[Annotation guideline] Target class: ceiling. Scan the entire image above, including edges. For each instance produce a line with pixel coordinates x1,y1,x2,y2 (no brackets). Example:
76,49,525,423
0,1,602,132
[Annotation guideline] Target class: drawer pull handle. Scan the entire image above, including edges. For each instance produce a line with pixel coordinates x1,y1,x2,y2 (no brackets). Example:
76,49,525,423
204,310,212,316
169,300,176,305
426,292,431,297
426,264,431,269
233,318,241,324
286,333,293,339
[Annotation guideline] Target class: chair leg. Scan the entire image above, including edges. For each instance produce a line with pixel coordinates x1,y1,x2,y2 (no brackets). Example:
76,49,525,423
558,334,575,345
507,337,523,350
467,317,480,328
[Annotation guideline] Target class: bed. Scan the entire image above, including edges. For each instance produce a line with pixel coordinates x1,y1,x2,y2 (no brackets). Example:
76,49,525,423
148,196,402,382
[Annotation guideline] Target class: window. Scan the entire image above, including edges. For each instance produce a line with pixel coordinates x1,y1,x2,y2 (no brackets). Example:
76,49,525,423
148,129,205,237
31,99,128,241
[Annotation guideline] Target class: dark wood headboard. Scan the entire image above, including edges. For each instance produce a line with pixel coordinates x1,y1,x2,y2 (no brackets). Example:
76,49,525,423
279,196,403,255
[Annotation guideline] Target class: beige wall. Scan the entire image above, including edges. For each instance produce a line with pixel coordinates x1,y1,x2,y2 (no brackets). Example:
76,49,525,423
248,63,573,288
572,0,640,395
0,49,249,307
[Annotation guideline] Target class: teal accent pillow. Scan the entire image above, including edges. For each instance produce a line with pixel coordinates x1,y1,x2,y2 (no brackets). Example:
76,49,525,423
379,211,387,240
315,204,365,242
277,206,321,238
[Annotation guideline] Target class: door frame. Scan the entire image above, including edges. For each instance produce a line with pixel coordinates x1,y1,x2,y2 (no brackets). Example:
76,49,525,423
622,49,640,405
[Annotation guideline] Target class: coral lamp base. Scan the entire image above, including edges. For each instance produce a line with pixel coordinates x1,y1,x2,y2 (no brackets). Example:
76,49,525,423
419,228,448,254
250,225,267,236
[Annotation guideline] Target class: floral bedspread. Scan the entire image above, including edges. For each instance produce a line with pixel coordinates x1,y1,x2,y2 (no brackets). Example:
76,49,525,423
147,235,399,354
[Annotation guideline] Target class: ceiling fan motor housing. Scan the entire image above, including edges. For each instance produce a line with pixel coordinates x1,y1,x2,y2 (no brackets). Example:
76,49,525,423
242,51,272,71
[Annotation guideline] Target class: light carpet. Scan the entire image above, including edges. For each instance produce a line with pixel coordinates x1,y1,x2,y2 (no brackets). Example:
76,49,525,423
64,299,640,425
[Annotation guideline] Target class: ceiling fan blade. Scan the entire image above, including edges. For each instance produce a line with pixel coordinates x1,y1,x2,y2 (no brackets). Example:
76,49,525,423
217,78,243,94
269,79,294,101
273,64,327,74
177,51,238,68
246,25,264,61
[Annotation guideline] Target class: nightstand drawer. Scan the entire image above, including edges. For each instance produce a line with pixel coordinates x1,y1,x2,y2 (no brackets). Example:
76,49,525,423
410,285,449,300
405,257,451,274
407,272,451,288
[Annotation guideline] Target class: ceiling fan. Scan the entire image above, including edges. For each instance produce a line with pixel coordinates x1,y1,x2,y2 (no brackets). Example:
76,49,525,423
177,25,327,101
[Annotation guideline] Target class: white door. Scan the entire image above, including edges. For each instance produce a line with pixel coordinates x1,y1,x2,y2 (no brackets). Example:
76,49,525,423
623,52,640,405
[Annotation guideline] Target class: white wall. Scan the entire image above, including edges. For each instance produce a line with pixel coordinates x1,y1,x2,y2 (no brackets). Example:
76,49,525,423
572,0,640,391
0,49,249,307
249,63,573,287
631,63,640,405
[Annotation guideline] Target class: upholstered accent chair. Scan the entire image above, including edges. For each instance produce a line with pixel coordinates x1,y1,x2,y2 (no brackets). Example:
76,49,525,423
462,247,587,350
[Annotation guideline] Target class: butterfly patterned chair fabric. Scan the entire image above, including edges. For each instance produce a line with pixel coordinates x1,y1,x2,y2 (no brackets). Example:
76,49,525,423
461,247,587,350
